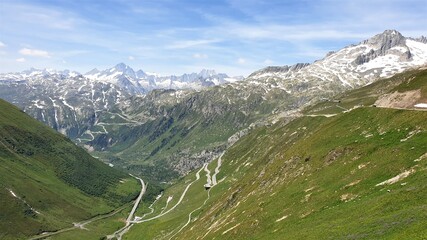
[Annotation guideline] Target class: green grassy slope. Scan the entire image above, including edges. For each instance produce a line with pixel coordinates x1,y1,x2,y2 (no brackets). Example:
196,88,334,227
124,69,427,239
0,99,139,239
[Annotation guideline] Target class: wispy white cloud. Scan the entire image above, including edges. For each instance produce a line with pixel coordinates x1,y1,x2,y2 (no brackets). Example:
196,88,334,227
55,50,89,58
16,58,26,62
0,41,6,48
19,48,51,58
227,25,370,41
263,59,274,64
193,53,208,59
237,58,246,64
4,2,81,30
1,0,425,75
166,39,222,49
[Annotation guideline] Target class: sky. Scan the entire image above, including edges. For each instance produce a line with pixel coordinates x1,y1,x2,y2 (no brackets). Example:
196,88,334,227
0,0,426,76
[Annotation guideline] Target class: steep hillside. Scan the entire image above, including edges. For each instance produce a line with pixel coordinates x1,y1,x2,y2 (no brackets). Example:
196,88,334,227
0,99,139,239
120,68,427,239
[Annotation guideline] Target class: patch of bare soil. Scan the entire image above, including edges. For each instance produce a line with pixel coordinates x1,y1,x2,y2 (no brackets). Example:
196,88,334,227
374,89,421,109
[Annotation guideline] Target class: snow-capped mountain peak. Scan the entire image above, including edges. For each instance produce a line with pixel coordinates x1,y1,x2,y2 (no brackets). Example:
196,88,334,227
136,69,147,78
199,69,217,78
85,68,100,75
246,30,427,99
82,64,243,93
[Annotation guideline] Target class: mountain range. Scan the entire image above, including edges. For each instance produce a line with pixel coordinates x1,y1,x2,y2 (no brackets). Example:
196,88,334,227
1,30,427,182
0,65,242,139
88,30,427,180
85,64,243,94
1,64,243,95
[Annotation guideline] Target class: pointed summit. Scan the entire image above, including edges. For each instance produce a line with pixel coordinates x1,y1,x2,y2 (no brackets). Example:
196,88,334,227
199,69,217,78
362,29,406,49
114,62,129,71
354,30,410,65
109,63,136,79
85,68,100,75
136,69,147,78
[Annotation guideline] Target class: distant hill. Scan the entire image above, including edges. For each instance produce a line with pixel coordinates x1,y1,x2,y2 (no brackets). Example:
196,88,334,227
0,99,139,239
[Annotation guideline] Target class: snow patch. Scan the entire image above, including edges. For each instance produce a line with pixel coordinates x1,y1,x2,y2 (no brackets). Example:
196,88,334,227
275,215,289,222
406,39,427,65
400,129,421,142
9,189,17,198
376,169,415,186
414,152,427,162
414,103,427,108
222,223,241,235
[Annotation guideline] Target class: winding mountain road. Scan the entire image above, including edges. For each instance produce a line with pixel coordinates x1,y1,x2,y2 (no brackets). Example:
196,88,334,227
131,165,205,224
203,163,212,187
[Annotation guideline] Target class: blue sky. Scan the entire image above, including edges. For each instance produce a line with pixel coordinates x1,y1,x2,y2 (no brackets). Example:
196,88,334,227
0,0,426,76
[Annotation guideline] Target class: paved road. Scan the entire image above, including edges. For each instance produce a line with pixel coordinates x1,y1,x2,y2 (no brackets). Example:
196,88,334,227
211,152,225,186
127,175,146,222
30,204,129,240
203,163,212,187
108,175,146,240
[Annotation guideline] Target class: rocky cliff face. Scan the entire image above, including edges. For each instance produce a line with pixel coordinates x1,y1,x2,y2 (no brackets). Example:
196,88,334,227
355,30,411,64
248,30,427,91
0,71,129,138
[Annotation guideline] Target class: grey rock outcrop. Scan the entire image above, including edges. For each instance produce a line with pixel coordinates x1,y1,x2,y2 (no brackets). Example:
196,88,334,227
355,30,411,65
248,63,310,78
410,36,427,44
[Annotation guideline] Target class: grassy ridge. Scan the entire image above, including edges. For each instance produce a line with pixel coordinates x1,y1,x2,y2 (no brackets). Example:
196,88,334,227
0,99,139,239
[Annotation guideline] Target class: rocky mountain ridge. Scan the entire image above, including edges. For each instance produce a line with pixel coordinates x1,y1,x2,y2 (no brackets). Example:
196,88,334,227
84,63,243,94
0,65,242,138
246,30,427,94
